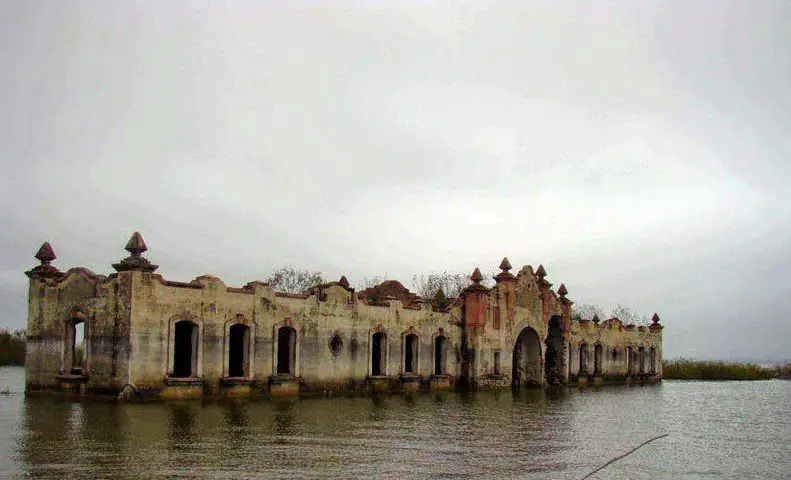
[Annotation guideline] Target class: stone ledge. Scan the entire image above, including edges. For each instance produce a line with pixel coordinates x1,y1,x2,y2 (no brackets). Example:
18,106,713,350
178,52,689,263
164,377,203,386
55,373,89,383
219,377,254,386
269,374,298,385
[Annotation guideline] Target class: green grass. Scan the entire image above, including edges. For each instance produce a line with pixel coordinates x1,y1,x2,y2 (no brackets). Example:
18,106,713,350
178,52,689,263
663,358,790,380
0,329,25,366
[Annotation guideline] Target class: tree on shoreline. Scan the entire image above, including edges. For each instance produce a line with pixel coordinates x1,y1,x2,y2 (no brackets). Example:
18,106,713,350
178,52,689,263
264,267,326,294
0,329,25,366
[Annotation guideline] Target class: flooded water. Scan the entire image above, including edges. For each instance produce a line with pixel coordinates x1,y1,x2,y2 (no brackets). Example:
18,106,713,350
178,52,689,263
1,367,789,479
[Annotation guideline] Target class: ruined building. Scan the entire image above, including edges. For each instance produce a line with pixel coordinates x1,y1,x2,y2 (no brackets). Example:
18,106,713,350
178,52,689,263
24,232,664,400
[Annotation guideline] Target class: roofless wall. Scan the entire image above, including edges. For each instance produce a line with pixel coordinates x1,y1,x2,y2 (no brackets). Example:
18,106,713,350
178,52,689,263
24,232,664,400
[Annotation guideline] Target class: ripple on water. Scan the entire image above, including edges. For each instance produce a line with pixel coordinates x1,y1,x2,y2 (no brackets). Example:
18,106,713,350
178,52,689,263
1,368,790,479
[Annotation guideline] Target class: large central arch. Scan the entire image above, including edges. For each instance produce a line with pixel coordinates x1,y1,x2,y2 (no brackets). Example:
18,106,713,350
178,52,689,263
512,327,543,388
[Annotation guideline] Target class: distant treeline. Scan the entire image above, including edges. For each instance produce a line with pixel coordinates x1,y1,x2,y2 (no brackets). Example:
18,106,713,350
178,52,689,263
663,358,791,381
0,329,25,366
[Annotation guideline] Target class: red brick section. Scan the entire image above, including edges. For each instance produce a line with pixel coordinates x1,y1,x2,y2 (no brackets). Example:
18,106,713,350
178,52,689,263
358,280,419,307
494,257,517,321
463,268,489,336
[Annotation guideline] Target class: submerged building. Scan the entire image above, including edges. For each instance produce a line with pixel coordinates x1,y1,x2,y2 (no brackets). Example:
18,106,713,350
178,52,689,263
24,232,664,400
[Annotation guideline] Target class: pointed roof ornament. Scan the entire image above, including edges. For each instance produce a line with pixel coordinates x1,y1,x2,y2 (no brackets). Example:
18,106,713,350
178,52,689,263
535,264,552,289
113,231,158,273
35,242,57,264
536,264,547,278
26,241,63,278
464,267,489,294
470,267,484,284
495,257,517,283
557,283,568,297
125,231,148,256
650,312,663,329
338,275,350,288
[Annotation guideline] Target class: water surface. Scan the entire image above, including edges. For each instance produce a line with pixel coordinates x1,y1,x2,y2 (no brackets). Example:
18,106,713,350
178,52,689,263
1,367,789,479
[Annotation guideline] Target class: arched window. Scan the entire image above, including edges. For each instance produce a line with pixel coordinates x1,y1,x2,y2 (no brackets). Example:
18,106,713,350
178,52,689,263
638,346,646,374
277,326,297,375
649,347,657,374
403,333,419,375
594,344,603,374
579,343,588,374
434,336,448,375
228,324,250,377
371,332,387,376
626,346,633,374
64,317,86,375
173,320,199,378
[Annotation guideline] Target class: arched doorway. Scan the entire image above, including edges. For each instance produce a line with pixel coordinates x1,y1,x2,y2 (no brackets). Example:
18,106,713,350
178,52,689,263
544,316,564,386
512,327,543,388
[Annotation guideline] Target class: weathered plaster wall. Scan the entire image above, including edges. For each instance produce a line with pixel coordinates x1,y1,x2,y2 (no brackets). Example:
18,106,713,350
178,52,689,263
24,236,664,400
126,273,463,398
24,269,133,395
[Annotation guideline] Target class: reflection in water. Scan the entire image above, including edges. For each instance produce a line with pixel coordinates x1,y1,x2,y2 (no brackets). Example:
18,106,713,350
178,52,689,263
272,399,297,438
168,403,197,449
223,401,249,430
3,372,791,479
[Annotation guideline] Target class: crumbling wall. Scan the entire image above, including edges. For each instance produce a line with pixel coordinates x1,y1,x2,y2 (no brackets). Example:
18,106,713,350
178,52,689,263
24,236,663,399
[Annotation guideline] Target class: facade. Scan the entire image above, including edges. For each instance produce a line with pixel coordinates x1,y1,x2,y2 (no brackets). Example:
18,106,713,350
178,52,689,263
24,232,664,401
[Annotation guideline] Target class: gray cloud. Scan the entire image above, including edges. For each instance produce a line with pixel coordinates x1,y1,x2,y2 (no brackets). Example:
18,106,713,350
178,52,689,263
1,1,789,360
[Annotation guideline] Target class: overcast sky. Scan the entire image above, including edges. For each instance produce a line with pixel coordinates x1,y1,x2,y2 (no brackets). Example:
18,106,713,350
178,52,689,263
1,1,789,360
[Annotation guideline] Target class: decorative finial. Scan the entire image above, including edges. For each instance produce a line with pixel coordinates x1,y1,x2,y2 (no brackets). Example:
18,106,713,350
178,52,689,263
557,283,568,297
26,241,63,279
592,314,600,325
35,242,56,265
113,231,158,273
470,267,484,284
494,257,517,283
125,231,148,256
338,275,350,288
649,312,663,330
536,264,547,278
